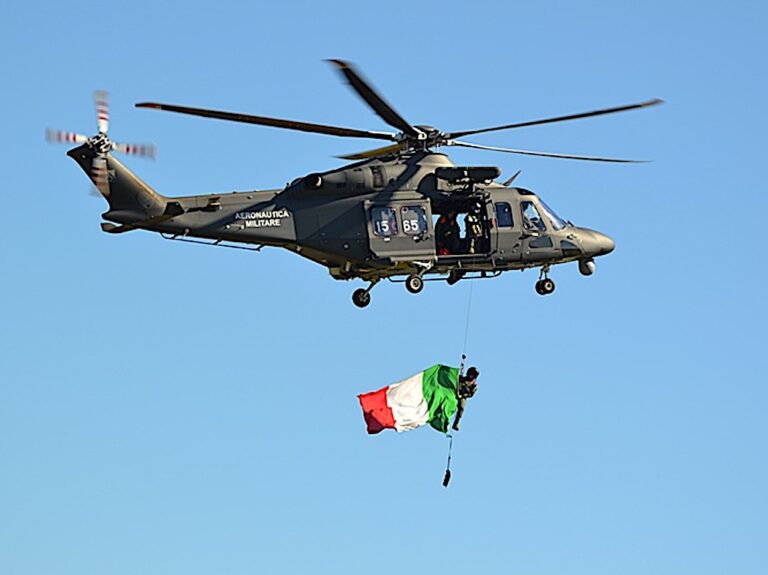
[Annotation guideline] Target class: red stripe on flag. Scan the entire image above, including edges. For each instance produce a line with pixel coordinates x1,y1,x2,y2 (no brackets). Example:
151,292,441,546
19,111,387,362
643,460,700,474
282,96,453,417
357,387,396,434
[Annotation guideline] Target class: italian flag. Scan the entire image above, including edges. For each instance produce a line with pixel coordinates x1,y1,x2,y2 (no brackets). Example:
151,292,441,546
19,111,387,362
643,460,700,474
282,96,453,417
358,364,459,434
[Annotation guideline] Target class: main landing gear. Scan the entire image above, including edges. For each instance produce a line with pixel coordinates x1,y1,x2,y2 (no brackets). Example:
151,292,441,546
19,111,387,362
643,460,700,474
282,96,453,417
352,289,371,308
535,266,556,296
352,272,426,307
405,262,432,295
352,279,380,308
405,274,424,294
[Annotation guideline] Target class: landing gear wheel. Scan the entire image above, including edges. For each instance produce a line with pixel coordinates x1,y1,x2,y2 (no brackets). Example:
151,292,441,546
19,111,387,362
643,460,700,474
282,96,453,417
540,278,556,295
536,265,555,296
352,288,371,308
405,274,424,294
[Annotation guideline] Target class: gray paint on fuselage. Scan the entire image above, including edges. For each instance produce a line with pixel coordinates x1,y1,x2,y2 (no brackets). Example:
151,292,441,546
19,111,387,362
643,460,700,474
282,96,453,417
67,144,614,281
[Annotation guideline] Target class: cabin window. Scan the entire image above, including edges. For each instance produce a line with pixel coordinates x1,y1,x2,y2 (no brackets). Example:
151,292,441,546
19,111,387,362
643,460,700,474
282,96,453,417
521,201,546,232
371,207,399,236
400,205,428,235
494,202,513,227
370,166,385,188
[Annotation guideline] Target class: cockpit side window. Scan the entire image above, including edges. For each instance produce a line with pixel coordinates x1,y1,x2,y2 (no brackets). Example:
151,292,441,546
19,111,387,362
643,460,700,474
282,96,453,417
494,202,514,227
538,199,567,231
521,201,546,232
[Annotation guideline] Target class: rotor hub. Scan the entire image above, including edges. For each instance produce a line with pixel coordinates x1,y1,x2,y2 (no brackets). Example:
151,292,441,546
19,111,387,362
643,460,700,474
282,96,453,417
89,132,113,155
414,125,439,136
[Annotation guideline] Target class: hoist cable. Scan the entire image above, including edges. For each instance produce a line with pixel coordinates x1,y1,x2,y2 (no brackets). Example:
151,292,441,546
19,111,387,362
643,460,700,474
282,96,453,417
444,281,475,488
442,278,478,488
462,279,474,356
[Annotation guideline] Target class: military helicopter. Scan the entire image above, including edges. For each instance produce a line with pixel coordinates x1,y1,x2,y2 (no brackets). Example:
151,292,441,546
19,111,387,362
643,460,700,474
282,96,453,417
47,60,661,308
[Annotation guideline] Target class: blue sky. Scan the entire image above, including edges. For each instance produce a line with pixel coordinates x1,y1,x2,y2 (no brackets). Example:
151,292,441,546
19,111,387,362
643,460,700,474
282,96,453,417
1,1,766,574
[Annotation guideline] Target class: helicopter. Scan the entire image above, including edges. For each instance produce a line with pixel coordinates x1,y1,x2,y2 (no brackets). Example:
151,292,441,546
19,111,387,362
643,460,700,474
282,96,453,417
47,60,661,308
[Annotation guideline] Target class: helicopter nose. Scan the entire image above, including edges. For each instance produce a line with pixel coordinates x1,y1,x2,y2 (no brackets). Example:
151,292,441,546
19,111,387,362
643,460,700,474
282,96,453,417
593,231,615,256
577,229,615,257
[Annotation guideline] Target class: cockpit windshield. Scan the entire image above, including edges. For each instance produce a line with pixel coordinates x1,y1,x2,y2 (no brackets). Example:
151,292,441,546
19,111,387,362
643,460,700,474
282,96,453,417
538,199,568,231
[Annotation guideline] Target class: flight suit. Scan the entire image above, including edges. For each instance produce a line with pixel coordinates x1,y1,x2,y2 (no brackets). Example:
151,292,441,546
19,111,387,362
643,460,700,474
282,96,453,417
452,376,478,431
465,212,484,254
436,214,460,255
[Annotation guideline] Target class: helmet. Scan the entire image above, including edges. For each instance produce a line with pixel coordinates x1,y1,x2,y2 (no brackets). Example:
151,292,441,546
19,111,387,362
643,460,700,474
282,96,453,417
465,366,479,379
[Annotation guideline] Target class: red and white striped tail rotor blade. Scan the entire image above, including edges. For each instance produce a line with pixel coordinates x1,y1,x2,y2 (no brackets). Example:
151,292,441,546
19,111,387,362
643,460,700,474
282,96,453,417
113,141,157,159
91,156,110,197
95,90,110,133
46,128,88,144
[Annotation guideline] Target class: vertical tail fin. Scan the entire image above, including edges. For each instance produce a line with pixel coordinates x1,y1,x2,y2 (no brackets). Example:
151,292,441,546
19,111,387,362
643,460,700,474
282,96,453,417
67,144,166,222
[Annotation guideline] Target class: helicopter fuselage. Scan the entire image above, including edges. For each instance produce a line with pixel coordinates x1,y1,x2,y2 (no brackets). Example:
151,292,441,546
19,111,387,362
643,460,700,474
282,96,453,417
52,60,660,306
68,145,614,304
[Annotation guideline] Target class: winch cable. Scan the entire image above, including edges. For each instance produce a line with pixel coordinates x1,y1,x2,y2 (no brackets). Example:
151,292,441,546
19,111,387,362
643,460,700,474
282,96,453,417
444,281,475,487
462,278,474,357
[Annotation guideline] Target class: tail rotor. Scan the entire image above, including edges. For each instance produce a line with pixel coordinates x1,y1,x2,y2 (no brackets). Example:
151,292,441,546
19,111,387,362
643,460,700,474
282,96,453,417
45,129,89,145
46,90,157,196
95,89,109,134
90,156,109,197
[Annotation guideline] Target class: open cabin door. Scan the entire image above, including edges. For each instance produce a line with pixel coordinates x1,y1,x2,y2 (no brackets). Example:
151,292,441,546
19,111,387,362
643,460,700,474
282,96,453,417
365,200,436,262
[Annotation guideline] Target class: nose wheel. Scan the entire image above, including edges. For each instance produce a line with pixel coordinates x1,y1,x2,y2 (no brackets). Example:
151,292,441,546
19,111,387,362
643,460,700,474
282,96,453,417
535,278,556,295
535,266,556,296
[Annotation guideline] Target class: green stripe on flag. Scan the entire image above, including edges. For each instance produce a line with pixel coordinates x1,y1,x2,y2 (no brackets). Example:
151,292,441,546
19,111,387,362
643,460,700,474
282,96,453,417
421,364,460,433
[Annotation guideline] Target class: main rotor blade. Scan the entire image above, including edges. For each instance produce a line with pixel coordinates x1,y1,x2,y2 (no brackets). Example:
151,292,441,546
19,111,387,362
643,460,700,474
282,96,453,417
336,143,403,160
450,140,649,163
135,102,397,141
327,59,423,139
447,99,664,139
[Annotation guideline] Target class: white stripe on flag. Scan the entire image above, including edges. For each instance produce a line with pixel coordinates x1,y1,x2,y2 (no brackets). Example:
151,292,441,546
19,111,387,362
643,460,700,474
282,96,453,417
386,372,429,432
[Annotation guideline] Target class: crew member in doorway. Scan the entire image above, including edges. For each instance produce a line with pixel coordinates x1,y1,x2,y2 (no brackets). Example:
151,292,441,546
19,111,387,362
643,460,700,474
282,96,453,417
435,210,460,255
465,202,485,254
